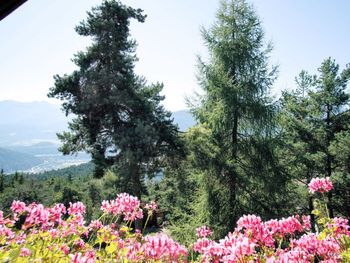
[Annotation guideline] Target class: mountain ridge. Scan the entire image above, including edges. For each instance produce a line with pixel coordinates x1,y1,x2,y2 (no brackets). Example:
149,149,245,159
0,100,195,173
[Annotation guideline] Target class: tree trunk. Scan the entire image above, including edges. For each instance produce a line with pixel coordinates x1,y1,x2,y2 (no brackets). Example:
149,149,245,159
130,161,142,230
228,110,239,230
325,104,334,218
307,173,316,231
309,196,316,232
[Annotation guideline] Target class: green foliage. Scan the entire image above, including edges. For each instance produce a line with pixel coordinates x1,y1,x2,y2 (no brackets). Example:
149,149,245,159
0,164,96,217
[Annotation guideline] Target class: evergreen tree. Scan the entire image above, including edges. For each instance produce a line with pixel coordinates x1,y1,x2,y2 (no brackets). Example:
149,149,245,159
0,169,4,192
279,58,350,217
48,0,182,198
191,0,285,234
14,171,18,182
18,173,24,185
311,58,350,216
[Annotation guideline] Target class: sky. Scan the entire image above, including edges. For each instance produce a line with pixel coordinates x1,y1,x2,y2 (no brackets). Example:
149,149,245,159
0,0,349,111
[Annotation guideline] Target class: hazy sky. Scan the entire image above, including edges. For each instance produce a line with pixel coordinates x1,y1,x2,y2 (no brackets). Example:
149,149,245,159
1,0,349,111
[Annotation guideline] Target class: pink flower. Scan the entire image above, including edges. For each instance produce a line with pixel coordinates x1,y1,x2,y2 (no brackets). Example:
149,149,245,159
308,177,333,193
24,203,49,229
48,203,66,225
193,237,214,253
11,200,26,214
68,202,86,215
0,225,15,240
290,233,340,260
20,247,31,257
328,217,350,237
49,229,59,239
61,244,70,255
145,201,158,211
142,233,187,261
196,225,213,238
220,233,256,262
302,215,311,231
0,211,4,225
265,215,306,237
88,220,102,231
125,240,142,261
74,239,86,250
15,232,26,244
196,232,256,262
70,253,83,263
236,214,274,247
101,193,143,221
70,252,95,263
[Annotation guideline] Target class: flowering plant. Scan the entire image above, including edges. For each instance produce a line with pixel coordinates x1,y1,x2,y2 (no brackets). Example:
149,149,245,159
0,193,186,262
308,177,333,193
1,177,350,262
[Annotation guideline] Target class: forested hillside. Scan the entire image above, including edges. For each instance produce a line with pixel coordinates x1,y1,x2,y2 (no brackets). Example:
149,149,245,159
0,147,42,171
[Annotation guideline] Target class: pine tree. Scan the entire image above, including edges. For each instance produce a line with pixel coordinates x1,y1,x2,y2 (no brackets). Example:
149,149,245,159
48,0,182,198
191,0,284,234
279,58,350,217
0,169,4,192
18,173,24,185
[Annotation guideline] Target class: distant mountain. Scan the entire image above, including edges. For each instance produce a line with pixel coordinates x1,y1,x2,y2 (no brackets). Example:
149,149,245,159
171,110,196,131
0,100,195,173
0,100,64,125
0,100,196,146
0,100,69,146
0,100,88,173
7,141,60,155
0,147,42,173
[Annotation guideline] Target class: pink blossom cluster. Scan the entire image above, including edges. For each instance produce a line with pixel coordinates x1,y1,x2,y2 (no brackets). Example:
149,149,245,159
1,186,350,262
328,217,350,237
68,202,86,215
265,233,341,262
265,215,311,236
194,232,256,262
196,225,213,238
11,200,26,214
101,193,143,221
308,177,333,193
70,250,95,263
0,195,190,262
236,214,274,246
194,213,346,262
141,233,187,261
11,201,85,231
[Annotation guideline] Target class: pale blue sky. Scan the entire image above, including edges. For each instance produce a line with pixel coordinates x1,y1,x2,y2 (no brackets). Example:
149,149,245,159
0,0,349,111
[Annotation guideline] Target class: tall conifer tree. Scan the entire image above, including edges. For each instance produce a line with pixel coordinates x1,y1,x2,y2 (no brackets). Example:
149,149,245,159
192,0,284,234
48,1,182,198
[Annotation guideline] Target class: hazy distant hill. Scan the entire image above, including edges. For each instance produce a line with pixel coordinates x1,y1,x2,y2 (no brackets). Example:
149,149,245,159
0,100,66,126
0,101,87,173
0,147,42,173
7,141,60,155
0,100,195,146
0,100,69,146
0,100,195,173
